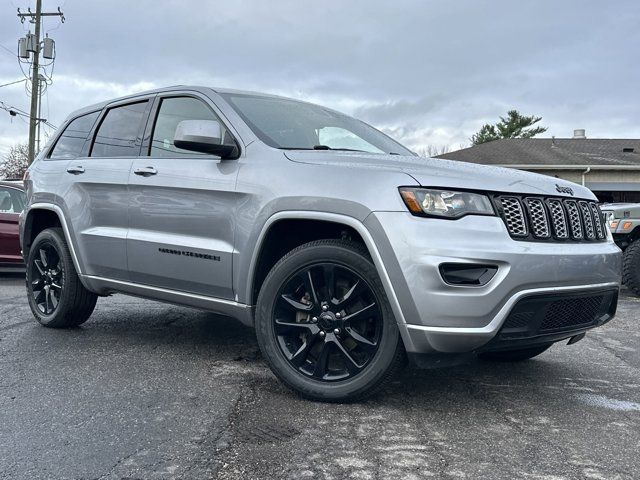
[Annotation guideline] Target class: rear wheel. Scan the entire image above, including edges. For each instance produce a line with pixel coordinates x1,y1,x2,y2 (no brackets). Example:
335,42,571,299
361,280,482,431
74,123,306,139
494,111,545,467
255,239,405,402
478,343,552,362
26,228,98,328
623,241,640,296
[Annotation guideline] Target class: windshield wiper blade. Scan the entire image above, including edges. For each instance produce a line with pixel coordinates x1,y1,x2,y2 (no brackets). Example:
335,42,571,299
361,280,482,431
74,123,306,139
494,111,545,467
312,145,368,152
279,146,371,153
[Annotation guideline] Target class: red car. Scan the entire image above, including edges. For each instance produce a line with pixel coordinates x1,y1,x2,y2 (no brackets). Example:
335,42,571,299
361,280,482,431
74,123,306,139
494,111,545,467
0,180,26,267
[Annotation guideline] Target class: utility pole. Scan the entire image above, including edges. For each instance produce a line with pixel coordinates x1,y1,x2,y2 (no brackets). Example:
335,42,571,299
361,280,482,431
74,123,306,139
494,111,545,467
17,3,65,164
26,0,42,165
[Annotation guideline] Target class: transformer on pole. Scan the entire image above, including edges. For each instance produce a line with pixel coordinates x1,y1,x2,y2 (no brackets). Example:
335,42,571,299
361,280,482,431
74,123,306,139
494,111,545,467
16,3,65,164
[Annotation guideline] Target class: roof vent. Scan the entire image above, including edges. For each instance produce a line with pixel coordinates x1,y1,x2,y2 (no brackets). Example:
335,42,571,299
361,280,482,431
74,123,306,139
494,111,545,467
573,129,586,139
623,147,635,153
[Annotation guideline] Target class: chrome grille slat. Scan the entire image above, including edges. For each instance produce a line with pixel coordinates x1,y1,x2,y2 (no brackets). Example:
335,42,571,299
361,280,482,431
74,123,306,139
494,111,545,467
497,195,605,243
564,200,583,239
547,199,569,239
498,197,527,237
589,203,605,239
524,198,550,238
578,201,595,239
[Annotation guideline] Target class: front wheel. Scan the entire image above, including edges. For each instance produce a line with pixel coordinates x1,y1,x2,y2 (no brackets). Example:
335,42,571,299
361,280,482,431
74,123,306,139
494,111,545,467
255,239,406,402
478,344,553,362
26,227,98,328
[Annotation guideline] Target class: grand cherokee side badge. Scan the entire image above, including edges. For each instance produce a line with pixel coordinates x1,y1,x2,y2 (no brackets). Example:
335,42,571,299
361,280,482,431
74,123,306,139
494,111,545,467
556,184,574,196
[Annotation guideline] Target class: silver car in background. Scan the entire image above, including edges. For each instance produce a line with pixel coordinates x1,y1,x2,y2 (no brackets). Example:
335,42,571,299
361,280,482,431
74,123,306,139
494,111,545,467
20,86,621,401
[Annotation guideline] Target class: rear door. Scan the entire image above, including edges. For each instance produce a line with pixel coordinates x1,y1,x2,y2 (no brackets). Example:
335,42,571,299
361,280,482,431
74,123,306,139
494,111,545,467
127,93,240,299
0,186,25,264
55,99,152,280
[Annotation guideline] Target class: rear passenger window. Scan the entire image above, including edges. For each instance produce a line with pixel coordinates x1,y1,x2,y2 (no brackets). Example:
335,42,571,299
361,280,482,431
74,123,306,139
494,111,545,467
91,101,148,157
150,97,233,157
49,111,100,159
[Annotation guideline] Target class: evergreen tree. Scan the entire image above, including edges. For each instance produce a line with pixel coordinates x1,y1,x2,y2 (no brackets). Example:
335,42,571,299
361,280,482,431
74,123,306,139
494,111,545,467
471,110,547,145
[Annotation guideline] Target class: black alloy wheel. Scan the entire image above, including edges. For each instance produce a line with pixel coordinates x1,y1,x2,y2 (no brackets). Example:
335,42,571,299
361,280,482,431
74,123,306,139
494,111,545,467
26,227,98,328
255,239,406,402
30,242,64,315
273,262,383,382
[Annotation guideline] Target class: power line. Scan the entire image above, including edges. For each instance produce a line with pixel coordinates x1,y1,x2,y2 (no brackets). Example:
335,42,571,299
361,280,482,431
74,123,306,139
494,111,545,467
0,79,26,89
0,100,57,130
0,44,16,57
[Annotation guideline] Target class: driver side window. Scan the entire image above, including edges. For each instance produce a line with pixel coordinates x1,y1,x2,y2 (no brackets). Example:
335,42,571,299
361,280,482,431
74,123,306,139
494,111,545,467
150,97,232,158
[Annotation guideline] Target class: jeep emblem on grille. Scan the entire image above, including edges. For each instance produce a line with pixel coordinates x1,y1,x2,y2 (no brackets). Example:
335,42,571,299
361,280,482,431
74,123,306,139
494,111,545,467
555,184,574,196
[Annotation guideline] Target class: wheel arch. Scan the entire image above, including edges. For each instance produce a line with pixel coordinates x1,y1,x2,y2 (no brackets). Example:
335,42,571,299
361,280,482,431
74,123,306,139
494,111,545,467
23,203,84,278
245,211,408,328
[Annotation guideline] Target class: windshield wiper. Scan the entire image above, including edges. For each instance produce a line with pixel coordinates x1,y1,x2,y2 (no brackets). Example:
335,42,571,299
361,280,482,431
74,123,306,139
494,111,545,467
312,145,368,152
279,146,377,153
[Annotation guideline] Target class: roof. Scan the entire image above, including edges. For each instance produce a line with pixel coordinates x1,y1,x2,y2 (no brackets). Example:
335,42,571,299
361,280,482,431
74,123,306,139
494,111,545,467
69,85,293,119
437,138,640,167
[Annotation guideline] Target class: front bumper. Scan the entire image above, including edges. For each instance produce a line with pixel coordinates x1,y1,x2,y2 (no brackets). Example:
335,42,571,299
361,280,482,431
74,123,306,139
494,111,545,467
365,212,622,354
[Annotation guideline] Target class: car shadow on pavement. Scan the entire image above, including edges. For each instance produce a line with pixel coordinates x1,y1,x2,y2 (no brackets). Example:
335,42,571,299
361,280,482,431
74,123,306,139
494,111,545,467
11,292,611,408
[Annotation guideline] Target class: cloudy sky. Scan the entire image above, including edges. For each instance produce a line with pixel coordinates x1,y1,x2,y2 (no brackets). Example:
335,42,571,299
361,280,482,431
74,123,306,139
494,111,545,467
1,0,639,157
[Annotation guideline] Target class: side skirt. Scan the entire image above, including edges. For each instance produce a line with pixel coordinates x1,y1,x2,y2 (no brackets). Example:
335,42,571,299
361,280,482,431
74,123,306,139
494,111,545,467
81,274,254,326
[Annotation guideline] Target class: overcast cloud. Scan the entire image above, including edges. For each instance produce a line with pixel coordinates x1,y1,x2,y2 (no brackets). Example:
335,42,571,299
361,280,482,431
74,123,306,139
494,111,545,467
1,0,639,157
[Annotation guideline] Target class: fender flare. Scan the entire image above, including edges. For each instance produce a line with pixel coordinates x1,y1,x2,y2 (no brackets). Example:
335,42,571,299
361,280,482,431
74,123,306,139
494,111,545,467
245,210,408,326
24,203,84,277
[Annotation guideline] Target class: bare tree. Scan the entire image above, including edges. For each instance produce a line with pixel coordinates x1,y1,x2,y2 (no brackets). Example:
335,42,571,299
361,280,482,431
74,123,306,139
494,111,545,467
0,143,30,180
417,145,453,158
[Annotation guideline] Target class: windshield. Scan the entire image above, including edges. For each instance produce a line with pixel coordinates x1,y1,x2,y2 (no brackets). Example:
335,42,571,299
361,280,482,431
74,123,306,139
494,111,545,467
220,93,414,156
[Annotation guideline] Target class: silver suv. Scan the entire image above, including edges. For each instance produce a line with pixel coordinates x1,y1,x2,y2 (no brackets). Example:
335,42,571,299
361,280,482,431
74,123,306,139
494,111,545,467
20,86,621,401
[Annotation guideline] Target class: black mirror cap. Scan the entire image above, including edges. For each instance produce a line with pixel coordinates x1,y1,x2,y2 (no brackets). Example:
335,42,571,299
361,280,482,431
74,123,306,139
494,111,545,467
173,139,240,160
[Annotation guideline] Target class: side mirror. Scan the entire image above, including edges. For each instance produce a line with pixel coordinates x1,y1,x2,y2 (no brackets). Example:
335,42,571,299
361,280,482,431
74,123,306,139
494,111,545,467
173,120,239,159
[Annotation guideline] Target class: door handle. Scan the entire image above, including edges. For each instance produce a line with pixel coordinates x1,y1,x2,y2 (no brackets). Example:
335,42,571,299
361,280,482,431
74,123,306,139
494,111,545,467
133,166,158,177
66,165,85,175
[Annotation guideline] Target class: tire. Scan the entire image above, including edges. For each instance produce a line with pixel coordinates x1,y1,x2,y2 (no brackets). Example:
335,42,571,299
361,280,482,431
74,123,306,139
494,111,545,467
478,343,552,362
623,241,640,296
255,239,406,402
26,227,98,328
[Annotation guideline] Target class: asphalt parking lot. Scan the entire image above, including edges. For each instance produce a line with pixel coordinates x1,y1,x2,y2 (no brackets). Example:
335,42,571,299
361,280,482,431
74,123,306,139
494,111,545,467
1,272,639,480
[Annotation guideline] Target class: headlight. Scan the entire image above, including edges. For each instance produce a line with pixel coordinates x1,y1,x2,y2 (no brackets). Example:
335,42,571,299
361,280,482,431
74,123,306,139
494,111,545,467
399,187,495,219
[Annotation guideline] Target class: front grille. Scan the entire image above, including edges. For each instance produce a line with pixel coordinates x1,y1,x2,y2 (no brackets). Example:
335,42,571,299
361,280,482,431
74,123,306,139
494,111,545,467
496,288,618,341
495,195,606,242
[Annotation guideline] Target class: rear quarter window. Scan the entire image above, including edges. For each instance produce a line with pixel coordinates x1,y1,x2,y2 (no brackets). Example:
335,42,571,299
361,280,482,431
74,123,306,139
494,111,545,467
49,111,100,160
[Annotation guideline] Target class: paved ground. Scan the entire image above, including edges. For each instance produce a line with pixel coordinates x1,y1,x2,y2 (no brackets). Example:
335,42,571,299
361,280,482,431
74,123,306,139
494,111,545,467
1,272,639,480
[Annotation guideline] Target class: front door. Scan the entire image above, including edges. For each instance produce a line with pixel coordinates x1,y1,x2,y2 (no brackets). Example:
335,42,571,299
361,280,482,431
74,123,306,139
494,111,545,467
127,94,240,299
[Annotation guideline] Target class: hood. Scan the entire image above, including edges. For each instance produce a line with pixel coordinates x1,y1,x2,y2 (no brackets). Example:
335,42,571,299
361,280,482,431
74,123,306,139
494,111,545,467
285,151,595,199
600,203,640,213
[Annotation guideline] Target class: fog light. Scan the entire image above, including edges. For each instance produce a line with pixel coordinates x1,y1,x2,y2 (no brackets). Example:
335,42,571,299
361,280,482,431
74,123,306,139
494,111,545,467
439,263,498,286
